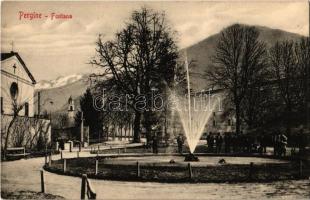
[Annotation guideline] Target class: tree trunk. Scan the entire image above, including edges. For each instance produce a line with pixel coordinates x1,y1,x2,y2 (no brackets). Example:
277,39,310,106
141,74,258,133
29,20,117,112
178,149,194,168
119,125,123,140
3,116,17,160
286,104,292,136
235,103,241,135
144,111,152,146
164,108,168,141
133,111,141,143
124,125,128,138
106,125,109,141
112,123,116,140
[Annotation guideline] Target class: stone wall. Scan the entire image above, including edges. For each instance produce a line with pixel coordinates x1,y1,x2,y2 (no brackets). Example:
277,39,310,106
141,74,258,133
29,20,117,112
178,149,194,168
1,114,51,149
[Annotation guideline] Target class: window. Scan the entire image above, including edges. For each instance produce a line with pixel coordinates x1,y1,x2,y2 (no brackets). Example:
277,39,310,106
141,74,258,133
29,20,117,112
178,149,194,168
10,82,19,100
24,102,29,116
228,119,231,126
70,106,73,111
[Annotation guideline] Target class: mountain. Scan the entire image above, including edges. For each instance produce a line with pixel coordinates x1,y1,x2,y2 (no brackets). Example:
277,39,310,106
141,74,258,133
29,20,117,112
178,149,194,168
182,24,304,91
35,74,90,114
35,24,304,113
35,74,84,90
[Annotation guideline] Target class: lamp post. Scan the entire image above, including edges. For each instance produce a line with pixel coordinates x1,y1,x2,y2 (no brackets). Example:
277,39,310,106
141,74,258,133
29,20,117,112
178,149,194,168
39,98,53,155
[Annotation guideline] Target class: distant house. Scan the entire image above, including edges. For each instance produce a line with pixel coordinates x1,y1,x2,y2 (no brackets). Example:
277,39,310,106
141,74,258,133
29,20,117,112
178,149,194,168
1,51,36,116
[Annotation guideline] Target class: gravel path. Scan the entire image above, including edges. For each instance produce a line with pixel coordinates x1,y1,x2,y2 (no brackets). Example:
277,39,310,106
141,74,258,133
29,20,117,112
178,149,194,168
2,151,310,200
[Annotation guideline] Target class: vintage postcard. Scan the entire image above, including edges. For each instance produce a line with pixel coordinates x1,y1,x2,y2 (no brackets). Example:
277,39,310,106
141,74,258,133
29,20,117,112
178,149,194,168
1,0,309,199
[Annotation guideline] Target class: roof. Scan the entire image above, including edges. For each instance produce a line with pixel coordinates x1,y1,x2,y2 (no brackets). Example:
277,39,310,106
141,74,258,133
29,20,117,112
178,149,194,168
1,51,36,84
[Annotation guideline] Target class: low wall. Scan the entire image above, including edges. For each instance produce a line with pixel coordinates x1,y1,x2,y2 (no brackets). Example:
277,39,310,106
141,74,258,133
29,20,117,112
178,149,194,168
1,114,51,149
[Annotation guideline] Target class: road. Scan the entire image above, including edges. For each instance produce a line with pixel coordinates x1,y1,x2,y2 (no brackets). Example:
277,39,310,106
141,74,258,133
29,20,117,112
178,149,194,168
1,151,310,200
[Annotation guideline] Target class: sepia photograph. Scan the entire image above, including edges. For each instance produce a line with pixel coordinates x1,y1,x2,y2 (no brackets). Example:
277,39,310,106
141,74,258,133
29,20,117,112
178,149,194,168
1,0,310,199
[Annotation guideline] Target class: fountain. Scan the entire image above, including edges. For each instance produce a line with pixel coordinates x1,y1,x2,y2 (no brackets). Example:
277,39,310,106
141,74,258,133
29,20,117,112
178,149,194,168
172,52,218,161
184,153,199,162
46,53,295,183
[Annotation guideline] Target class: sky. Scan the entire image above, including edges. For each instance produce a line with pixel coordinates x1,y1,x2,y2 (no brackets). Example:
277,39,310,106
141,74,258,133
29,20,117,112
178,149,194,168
1,1,309,82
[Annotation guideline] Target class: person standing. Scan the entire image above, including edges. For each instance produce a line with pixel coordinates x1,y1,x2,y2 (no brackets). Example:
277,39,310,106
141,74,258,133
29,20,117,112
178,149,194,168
226,133,232,153
280,132,287,156
152,135,158,154
177,134,184,154
224,133,229,153
232,133,237,152
216,133,223,153
261,133,267,154
207,132,214,152
298,129,306,155
272,131,278,156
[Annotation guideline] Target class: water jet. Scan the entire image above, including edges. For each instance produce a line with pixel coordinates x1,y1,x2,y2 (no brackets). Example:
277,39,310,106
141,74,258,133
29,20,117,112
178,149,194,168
173,52,218,153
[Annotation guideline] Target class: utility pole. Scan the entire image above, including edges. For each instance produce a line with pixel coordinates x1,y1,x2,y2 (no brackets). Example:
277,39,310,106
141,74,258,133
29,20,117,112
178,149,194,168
80,111,84,146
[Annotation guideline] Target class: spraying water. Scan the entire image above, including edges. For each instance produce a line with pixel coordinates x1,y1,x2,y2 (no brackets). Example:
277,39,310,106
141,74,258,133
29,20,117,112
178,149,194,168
185,54,192,148
172,52,218,153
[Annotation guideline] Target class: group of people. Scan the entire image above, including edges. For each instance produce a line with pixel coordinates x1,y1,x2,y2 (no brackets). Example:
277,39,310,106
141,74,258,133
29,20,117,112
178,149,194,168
288,129,308,155
151,134,185,154
206,131,286,155
206,132,261,153
206,133,224,153
149,129,307,156
206,130,307,156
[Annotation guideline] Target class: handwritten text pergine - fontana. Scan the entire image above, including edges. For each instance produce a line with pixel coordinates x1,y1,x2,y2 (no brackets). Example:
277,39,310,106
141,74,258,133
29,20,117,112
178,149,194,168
19,11,72,20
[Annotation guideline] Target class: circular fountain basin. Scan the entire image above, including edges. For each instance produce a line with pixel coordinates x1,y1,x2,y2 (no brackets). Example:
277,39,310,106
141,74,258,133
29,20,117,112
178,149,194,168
44,155,303,183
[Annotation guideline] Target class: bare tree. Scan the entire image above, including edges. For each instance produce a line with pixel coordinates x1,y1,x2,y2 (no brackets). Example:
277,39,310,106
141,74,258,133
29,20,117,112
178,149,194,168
241,80,273,131
11,117,31,147
2,99,25,159
295,37,310,112
90,7,178,143
26,117,51,150
296,37,310,131
269,39,309,134
1,85,52,158
205,24,267,135
52,113,69,129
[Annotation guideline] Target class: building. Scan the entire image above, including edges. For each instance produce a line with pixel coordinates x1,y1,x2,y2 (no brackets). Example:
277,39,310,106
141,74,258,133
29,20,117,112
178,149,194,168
1,51,36,116
67,96,76,126
1,51,51,149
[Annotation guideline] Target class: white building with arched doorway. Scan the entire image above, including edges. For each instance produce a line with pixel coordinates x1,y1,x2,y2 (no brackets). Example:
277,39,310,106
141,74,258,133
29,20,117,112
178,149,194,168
1,51,36,116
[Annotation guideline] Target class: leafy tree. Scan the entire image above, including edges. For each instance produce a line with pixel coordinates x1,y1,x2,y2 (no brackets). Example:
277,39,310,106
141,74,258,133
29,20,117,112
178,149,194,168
76,88,103,140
